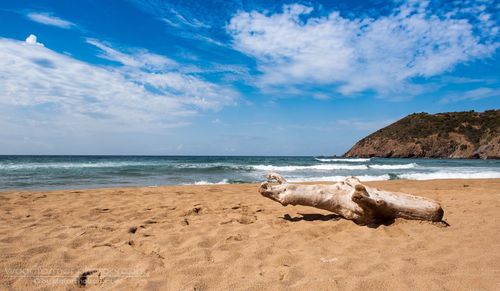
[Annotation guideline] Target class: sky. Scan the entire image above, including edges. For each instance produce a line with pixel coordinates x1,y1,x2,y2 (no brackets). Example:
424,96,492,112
0,0,499,156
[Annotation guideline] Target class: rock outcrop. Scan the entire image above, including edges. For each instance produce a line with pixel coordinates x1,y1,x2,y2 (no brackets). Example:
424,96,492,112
344,110,500,159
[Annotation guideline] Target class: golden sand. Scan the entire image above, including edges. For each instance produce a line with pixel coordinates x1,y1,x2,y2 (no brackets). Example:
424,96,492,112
1,179,499,290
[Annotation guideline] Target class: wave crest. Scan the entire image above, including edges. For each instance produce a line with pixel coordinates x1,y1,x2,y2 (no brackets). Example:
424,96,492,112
369,163,417,170
398,171,500,180
193,179,229,185
315,158,371,163
0,162,154,170
287,174,391,182
252,164,368,171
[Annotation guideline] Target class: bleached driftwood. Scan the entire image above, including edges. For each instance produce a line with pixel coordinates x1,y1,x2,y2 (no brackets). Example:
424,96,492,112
259,173,443,225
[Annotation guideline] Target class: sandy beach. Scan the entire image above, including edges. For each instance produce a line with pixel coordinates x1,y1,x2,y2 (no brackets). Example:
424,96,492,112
1,179,499,290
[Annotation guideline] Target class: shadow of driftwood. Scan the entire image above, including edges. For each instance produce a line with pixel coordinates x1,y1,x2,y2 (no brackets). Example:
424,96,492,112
281,213,448,229
432,220,451,228
282,213,398,228
281,213,341,222
365,218,395,228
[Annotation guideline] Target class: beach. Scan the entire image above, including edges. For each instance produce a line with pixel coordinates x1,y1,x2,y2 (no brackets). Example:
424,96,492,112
1,179,499,290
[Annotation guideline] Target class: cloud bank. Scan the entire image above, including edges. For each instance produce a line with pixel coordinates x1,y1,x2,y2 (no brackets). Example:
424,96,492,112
228,1,499,97
0,35,238,135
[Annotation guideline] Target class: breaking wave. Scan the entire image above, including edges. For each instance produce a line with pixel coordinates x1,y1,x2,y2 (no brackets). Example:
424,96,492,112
251,164,368,171
315,158,371,163
368,163,417,170
287,174,391,182
398,171,500,180
0,162,157,170
192,179,229,185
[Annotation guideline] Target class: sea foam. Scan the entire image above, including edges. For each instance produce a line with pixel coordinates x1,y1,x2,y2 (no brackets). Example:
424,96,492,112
0,162,155,170
192,179,229,185
251,164,368,171
315,158,371,163
287,174,391,182
398,171,500,180
368,163,417,170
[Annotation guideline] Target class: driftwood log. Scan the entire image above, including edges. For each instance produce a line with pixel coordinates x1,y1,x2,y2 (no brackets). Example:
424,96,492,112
259,172,444,225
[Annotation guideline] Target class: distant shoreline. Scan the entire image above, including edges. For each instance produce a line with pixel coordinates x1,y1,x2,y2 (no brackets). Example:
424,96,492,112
0,154,498,159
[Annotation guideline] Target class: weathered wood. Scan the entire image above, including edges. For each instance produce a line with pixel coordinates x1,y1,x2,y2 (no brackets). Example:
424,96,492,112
259,172,444,225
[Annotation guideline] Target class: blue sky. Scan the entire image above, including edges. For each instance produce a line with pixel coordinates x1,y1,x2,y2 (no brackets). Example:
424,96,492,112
0,0,498,155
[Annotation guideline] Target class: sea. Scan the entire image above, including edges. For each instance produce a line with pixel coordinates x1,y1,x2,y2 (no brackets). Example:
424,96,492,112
0,155,499,191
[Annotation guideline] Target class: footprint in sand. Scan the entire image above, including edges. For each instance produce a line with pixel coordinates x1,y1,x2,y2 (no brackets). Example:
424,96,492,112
92,208,111,213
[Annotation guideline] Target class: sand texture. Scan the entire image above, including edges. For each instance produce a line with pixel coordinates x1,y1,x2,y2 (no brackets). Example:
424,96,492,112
1,179,499,290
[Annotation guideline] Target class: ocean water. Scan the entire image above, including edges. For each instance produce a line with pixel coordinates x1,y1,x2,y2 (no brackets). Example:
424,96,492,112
0,155,499,191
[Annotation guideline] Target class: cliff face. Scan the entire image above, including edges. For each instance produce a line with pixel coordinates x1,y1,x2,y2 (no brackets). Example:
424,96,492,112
344,110,500,159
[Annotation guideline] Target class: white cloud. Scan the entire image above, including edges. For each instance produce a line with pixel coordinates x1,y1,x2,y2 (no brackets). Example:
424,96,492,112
86,38,177,70
0,35,238,135
132,2,210,29
228,1,499,97
25,34,43,46
169,8,210,29
440,87,500,103
86,39,237,110
27,12,76,29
